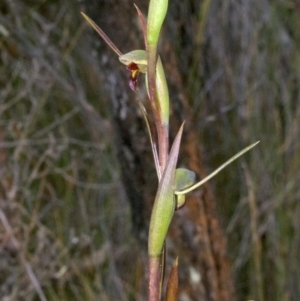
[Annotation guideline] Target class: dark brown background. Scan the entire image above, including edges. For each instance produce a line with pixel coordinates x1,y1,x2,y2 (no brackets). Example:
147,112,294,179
1,0,299,300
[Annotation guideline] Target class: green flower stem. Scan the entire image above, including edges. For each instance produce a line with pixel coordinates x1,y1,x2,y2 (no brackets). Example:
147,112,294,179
147,1,170,300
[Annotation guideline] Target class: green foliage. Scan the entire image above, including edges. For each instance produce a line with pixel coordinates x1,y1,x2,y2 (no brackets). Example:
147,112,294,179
148,125,183,257
82,2,258,300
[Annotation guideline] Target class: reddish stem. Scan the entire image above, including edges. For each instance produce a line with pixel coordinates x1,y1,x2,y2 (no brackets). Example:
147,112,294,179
148,256,162,301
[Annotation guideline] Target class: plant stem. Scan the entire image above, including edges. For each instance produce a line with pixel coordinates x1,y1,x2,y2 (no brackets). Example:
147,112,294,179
148,256,162,301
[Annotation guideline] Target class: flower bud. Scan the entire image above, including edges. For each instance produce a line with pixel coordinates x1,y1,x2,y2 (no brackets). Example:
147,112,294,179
147,0,168,47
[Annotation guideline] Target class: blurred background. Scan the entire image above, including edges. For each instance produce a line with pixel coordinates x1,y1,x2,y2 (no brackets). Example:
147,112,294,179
0,0,299,300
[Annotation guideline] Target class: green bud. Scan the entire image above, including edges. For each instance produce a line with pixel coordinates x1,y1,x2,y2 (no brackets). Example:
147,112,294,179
155,56,169,126
147,0,168,47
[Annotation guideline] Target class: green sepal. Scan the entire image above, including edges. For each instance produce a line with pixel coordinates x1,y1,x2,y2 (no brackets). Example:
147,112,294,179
119,50,148,73
175,168,196,209
81,12,122,57
175,141,260,196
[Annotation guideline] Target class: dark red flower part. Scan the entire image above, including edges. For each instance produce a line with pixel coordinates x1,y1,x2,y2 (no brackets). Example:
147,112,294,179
126,62,140,92
126,62,139,71
129,69,139,92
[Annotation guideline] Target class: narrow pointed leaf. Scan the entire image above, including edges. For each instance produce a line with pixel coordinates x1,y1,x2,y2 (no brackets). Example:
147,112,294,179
135,98,161,179
134,4,148,50
165,258,179,301
148,123,184,257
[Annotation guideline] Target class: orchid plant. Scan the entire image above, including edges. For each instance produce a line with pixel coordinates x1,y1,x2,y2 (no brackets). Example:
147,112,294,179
81,1,259,300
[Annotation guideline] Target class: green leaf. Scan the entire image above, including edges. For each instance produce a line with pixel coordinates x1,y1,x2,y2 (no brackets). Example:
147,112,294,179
148,123,184,257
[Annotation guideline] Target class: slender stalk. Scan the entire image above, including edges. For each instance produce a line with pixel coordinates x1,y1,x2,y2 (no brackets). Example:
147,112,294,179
146,0,170,295
148,256,162,301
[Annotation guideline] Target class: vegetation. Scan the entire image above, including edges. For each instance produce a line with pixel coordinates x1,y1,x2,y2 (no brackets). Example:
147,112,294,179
0,0,299,300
